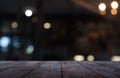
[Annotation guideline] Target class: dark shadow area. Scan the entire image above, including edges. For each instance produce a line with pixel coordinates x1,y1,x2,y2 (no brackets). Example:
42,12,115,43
0,0,120,61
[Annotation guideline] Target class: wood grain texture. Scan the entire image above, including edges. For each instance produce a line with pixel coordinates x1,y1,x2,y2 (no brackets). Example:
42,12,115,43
0,61,119,78
0,61,41,78
95,61,120,69
24,61,61,78
78,61,120,78
61,61,101,78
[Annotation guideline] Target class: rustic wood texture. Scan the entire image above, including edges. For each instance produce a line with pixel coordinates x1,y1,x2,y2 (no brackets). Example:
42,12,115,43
0,61,119,78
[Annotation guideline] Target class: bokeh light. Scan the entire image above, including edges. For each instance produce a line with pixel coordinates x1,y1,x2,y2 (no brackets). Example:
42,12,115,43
0,37,11,48
111,9,118,15
11,21,18,29
111,56,120,61
25,9,33,17
100,10,106,15
98,3,106,11
43,22,51,29
13,37,20,49
74,55,85,61
111,1,119,9
25,45,34,54
87,55,95,61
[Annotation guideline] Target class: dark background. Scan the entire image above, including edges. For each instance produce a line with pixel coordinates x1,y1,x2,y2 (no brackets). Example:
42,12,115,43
0,0,120,61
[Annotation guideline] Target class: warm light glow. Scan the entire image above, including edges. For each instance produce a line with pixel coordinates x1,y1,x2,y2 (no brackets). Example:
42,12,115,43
111,1,119,9
11,21,18,29
44,22,51,29
87,55,95,61
25,9,33,17
111,9,118,15
111,56,120,61
74,55,85,61
98,3,106,11
100,10,106,15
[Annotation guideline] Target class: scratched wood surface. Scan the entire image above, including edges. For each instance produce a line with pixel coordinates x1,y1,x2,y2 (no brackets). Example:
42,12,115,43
0,61,119,78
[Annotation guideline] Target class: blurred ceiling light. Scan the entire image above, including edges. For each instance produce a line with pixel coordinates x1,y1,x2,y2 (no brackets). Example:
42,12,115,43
74,55,85,61
11,21,18,29
44,22,51,29
87,55,94,61
111,9,118,15
0,37,11,48
111,56,120,61
98,3,106,11
100,10,106,15
111,1,119,9
25,9,33,17
25,45,34,54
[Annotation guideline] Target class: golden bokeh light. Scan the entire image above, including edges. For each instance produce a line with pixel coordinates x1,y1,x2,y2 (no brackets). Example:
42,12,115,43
111,1,119,9
111,9,118,15
44,22,51,29
111,56,120,61
87,55,95,61
98,3,106,11
74,55,85,61
100,10,106,15
11,21,18,29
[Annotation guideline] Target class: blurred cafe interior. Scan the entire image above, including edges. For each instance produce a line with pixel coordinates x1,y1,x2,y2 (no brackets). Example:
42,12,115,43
0,0,120,61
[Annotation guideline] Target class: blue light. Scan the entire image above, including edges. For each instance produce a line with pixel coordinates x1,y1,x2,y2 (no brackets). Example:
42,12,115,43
1,47,8,53
13,37,20,49
13,42,20,48
0,37,11,48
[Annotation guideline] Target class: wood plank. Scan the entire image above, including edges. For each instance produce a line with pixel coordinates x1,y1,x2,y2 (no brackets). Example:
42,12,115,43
24,61,61,78
61,61,102,78
78,62,120,78
0,61,14,64
0,61,41,78
0,61,119,78
0,61,15,67
95,61,120,69
0,62,22,72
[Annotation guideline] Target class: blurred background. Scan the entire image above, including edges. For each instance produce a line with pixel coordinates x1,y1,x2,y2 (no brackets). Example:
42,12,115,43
0,0,120,61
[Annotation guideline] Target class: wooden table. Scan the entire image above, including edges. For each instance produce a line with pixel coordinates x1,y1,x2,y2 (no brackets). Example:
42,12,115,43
0,61,120,78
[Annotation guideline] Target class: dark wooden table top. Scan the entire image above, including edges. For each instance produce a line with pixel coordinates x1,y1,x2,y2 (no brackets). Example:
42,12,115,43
0,61,120,78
